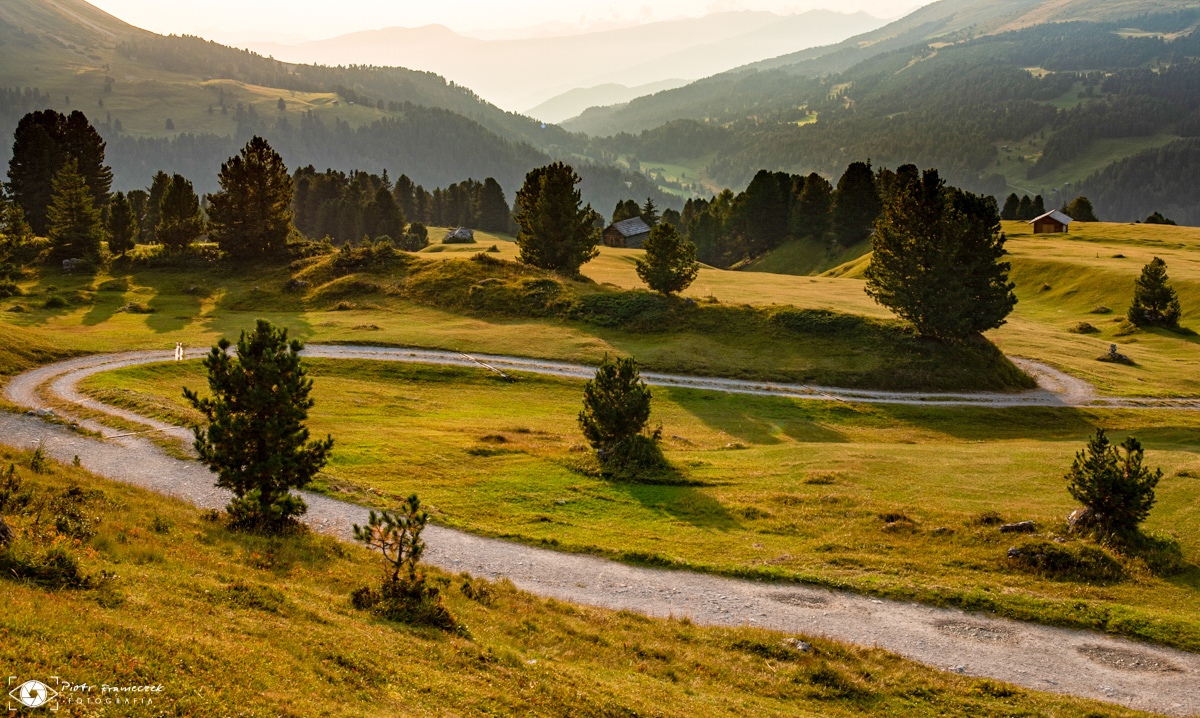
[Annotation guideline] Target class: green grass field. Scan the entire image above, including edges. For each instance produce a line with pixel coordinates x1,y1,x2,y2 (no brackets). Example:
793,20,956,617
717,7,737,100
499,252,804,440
2,445,1147,718
79,358,1200,651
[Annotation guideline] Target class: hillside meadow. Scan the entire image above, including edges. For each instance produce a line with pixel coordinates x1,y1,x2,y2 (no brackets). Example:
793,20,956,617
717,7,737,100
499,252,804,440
1,445,1154,718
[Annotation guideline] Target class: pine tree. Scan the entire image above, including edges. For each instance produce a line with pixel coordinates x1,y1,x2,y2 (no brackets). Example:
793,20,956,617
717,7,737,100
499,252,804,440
1000,193,1020,221
46,159,103,261
736,170,790,255
184,320,334,531
106,191,137,256
7,110,111,235
578,356,659,465
476,177,511,232
1032,194,1046,216
639,197,660,227
156,174,203,252
611,199,640,223
636,223,699,296
864,168,1016,341
1127,257,1182,326
1064,196,1098,222
831,161,881,244
143,172,170,243
1016,195,1033,220
207,136,294,258
514,162,600,275
363,187,406,239
789,172,833,241
1066,429,1160,538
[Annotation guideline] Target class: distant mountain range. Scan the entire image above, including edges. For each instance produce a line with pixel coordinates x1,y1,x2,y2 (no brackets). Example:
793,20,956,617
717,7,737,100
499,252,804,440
527,80,689,125
238,10,887,112
0,0,675,211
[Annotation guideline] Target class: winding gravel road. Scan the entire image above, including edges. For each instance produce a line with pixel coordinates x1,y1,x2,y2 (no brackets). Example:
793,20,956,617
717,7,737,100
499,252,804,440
3,347,1199,716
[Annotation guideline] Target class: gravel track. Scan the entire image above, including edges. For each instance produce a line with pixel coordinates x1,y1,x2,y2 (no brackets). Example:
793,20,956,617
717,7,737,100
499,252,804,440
3,349,1199,716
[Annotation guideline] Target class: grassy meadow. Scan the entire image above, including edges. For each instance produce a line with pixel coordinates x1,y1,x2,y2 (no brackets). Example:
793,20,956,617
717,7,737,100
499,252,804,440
79,358,1200,651
1,445,1149,718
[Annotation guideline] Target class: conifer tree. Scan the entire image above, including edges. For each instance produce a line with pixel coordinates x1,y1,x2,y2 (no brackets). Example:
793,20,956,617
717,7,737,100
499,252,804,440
1127,257,1182,327
789,172,833,240
864,168,1016,341
1066,429,1160,538
7,110,111,234
1064,196,1098,222
143,172,170,243
156,174,203,252
1016,195,1033,220
579,356,657,462
1032,194,1046,217
207,136,294,258
514,162,600,275
363,186,406,240
1000,193,1020,221
46,159,104,261
184,320,334,531
476,177,511,232
831,161,881,244
636,223,699,296
639,197,660,227
611,199,640,224
106,190,138,256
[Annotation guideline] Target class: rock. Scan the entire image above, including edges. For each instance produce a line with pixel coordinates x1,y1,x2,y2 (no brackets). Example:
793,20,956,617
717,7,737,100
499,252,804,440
35,408,56,418
685,298,697,307
1068,507,1097,534
62,258,81,272
999,521,1036,533
0,515,13,547
782,637,812,653
932,526,952,535
1007,547,1022,558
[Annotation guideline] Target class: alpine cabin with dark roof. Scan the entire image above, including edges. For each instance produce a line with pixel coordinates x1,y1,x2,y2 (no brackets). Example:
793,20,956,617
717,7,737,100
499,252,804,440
1028,210,1073,234
602,217,652,248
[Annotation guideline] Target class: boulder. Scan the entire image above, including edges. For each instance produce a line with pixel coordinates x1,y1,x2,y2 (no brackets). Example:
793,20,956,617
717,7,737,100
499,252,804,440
999,521,1036,533
1068,507,1097,534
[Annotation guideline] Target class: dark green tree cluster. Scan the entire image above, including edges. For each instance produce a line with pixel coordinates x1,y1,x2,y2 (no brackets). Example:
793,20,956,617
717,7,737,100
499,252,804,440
999,193,1046,221
1127,257,1182,327
7,110,112,235
105,191,138,256
1144,211,1176,225
681,162,880,269
1066,429,1161,539
294,169,512,243
865,167,1017,342
184,319,334,530
514,162,600,276
156,174,204,252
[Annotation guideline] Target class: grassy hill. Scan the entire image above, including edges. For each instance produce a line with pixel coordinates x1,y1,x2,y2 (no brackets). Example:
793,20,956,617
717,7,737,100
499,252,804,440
0,444,1156,717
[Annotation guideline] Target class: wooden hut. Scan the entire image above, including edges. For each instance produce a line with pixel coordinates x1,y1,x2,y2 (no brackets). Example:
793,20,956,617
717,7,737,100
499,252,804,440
602,217,652,248
1028,210,1073,234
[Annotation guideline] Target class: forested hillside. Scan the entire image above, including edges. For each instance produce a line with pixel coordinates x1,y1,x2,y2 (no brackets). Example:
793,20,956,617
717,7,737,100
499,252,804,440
0,0,676,211
572,6,1200,221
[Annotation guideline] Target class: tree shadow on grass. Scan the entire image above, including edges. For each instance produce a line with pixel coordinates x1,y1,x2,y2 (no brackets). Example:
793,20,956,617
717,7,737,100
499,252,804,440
666,387,850,446
614,481,743,531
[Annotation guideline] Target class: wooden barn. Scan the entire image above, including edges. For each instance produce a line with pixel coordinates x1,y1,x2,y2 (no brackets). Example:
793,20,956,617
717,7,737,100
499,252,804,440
602,217,652,249
1028,209,1073,234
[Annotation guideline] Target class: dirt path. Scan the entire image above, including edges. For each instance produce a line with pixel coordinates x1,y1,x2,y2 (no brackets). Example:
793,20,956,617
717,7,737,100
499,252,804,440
3,350,1199,716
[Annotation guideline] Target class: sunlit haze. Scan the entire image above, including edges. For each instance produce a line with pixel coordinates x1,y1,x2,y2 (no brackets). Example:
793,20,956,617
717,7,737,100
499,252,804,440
86,0,933,43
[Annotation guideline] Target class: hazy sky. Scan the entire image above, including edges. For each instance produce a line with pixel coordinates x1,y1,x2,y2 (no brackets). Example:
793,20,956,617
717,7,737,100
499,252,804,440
87,0,933,42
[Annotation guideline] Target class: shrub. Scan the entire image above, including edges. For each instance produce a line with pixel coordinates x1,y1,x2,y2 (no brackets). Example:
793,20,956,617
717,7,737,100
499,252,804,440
1069,322,1099,334
352,494,458,631
772,309,868,335
1066,429,1161,539
42,295,68,309
397,223,429,251
1005,540,1125,582
0,281,21,298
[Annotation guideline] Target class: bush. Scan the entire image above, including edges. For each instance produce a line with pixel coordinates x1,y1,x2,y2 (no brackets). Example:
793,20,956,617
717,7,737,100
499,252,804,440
772,309,869,335
1005,540,1125,582
1069,322,1099,334
43,295,68,309
1066,429,1161,539
397,223,429,251
0,282,21,298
